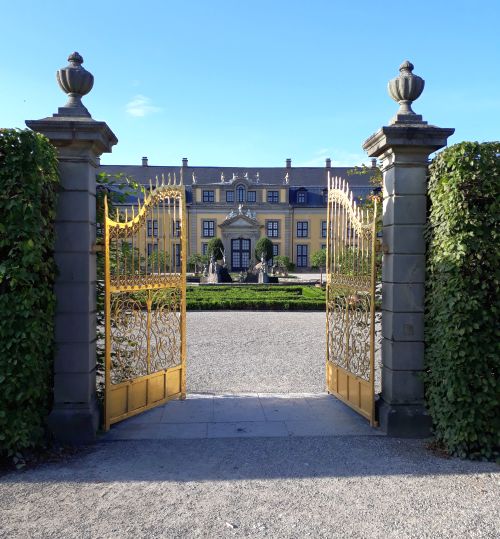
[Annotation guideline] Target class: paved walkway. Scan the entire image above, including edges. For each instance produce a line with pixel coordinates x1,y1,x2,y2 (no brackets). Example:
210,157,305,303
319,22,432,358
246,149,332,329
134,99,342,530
103,393,381,441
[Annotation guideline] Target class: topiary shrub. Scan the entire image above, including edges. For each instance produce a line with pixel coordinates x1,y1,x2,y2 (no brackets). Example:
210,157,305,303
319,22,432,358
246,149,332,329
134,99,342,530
425,141,500,460
0,129,59,461
206,237,225,261
254,236,273,262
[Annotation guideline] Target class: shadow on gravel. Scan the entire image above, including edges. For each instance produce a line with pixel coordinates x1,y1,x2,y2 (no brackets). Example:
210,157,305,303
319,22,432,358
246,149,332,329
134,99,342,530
2,437,497,483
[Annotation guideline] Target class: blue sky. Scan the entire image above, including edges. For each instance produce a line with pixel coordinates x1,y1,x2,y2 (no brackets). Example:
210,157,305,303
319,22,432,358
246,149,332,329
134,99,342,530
1,0,499,167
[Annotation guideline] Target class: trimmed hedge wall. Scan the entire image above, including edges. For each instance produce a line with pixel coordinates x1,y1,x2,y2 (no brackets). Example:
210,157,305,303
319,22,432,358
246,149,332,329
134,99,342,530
0,129,59,459
425,141,500,460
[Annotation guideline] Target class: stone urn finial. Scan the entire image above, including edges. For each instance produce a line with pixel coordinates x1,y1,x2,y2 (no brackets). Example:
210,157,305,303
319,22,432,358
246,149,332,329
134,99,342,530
388,60,426,124
55,52,94,117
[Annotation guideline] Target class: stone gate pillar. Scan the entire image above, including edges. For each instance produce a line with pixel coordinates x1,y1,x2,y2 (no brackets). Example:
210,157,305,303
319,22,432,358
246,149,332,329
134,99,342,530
26,52,117,443
363,61,454,437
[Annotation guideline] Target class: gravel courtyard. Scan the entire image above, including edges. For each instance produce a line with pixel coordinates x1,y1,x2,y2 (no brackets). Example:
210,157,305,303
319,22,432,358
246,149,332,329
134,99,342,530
186,311,327,394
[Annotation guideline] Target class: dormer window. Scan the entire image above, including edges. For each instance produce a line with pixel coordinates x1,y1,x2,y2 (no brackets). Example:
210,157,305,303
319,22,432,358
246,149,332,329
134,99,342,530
237,185,246,203
297,189,307,204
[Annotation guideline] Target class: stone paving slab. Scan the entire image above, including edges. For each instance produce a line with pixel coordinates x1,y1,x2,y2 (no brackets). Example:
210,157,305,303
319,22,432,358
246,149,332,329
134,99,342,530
102,393,382,441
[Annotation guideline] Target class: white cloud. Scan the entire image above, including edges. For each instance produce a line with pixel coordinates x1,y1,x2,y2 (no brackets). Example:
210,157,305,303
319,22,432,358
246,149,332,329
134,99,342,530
297,148,371,167
125,95,162,117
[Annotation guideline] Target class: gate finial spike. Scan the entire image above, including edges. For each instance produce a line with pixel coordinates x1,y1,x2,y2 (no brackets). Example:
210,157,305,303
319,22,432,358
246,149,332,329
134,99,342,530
161,174,165,186
116,208,119,222
149,178,153,193
137,197,141,212
168,173,171,185
156,175,159,188
125,208,128,221
174,172,177,185
132,205,135,219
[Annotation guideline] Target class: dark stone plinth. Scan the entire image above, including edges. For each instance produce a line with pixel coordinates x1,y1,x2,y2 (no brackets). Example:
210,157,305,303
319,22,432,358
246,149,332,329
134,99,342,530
377,399,432,438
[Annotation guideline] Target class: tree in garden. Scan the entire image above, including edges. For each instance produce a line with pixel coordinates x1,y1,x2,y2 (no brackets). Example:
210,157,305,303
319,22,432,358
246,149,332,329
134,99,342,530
311,248,327,284
206,237,225,261
273,255,294,272
254,236,273,262
188,253,208,273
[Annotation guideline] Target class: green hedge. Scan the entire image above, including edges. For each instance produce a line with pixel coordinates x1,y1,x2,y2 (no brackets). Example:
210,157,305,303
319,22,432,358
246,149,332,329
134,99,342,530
0,129,59,459
130,285,326,311
425,141,500,460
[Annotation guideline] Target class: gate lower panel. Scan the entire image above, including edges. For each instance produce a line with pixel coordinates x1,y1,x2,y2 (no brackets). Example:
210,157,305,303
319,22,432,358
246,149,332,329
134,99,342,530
326,361,372,421
107,366,182,426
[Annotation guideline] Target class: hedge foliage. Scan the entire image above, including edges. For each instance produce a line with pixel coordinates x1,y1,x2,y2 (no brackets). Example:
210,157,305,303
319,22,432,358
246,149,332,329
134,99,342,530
425,141,500,460
0,129,59,458
135,285,326,311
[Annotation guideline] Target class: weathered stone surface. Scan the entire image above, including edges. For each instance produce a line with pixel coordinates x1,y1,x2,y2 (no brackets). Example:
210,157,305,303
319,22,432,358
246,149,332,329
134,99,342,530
377,400,432,438
383,166,428,196
381,367,425,404
382,311,424,341
382,254,425,284
381,339,424,371
382,283,424,312
383,225,426,254
383,195,427,226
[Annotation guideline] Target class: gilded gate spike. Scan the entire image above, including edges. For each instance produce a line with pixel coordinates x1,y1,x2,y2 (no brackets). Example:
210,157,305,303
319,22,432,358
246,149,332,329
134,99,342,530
168,173,171,185
174,172,177,186
149,179,153,192
156,176,159,188
132,205,135,219
161,174,165,186
116,208,119,222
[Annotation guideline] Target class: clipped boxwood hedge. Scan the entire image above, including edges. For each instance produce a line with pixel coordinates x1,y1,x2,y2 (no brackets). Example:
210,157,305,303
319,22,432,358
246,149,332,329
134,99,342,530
0,129,59,459
425,141,500,460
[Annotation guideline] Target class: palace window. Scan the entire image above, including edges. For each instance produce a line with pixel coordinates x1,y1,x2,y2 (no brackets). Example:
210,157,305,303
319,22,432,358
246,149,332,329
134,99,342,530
321,220,327,238
247,191,256,203
322,189,328,204
173,243,181,268
236,185,246,203
173,219,181,237
202,220,215,237
321,244,327,250
272,244,279,257
266,220,279,238
297,245,308,267
297,189,307,204
226,191,234,203
267,190,279,203
147,243,158,257
296,221,309,238
202,243,208,255
147,219,158,237
203,190,215,203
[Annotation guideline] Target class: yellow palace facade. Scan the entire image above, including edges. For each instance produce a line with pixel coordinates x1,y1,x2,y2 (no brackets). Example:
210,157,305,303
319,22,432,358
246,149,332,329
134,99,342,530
99,157,376,271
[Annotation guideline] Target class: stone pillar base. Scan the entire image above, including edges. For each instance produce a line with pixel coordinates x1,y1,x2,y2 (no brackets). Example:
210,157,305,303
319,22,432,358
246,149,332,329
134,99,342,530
377,399,432,438
48,400,100,444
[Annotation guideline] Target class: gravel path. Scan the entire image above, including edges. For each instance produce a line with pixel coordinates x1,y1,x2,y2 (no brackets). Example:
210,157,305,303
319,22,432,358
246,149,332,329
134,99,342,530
1,438,498,538
186,311,327,394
